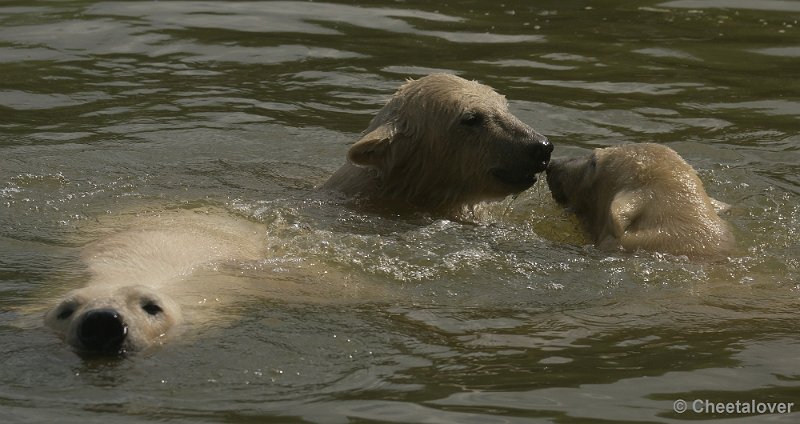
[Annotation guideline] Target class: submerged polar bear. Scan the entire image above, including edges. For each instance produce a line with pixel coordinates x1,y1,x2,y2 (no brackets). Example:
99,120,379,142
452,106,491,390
44,208,382,356
322,73,553,213
546,143,735,258
44,209,267,355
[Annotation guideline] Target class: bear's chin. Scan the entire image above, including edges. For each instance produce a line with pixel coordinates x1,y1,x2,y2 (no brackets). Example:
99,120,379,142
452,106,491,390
74,345,129,358
490,168,539,193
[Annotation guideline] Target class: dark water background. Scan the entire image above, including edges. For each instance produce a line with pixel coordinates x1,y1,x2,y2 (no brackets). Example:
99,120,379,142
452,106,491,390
1,1,799,423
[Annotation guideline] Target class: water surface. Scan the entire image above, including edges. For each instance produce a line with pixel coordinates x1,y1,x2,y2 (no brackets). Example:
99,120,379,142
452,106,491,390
1,1,799,423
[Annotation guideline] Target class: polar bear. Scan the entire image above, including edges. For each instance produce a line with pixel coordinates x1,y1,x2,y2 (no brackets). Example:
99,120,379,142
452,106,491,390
546,143,735,258
322,73,553,213
44,208,267,355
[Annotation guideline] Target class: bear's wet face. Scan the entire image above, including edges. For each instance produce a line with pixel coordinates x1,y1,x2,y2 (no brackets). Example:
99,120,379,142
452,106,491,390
448,101,553,197
546,153,597,208
324,73,554,212
545,143,736,258
45,285,181,356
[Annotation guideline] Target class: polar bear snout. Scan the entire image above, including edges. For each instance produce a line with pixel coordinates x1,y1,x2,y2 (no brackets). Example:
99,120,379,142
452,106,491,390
546,154,593,207
545,157,569,204
77,308,128,354
491,136,553,191
46,285,182,356
527,137,554,173
545,161,566,204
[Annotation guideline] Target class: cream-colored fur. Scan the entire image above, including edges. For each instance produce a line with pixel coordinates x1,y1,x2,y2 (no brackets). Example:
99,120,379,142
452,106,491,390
322,73,553,213
546,143,734,258
44,208,267,354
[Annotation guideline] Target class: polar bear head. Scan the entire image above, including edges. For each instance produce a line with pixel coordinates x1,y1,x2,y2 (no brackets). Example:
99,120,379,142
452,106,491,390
545,143,735,257
330,73,553,210
45,285,181,355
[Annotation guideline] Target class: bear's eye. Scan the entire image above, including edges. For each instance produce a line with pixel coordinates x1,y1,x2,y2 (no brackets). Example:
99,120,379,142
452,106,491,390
460,111,485,127
142,301,163,316
57,306,75,320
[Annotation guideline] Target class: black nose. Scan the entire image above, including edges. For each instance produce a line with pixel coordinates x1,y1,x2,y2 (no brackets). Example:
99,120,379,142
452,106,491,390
78,309,128,353
528,138,554,171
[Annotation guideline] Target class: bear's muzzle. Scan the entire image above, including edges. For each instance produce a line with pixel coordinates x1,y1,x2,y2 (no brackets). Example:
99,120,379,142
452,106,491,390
491,136,554,191
77,309,128,354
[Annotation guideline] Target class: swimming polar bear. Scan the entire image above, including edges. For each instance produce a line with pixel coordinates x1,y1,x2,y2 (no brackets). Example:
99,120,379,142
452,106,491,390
546,143,735,258
43,207,385,356
44,208,267,355
322,73,553,213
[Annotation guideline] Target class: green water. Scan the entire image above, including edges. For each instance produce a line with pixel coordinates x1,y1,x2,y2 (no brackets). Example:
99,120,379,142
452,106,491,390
1,1,799,423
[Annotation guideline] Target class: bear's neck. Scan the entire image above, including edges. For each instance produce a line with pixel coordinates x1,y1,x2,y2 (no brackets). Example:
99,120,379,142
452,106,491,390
322,162,471,214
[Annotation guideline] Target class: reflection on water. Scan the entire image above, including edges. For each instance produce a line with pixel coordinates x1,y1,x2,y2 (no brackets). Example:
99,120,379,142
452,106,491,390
1,0,798,423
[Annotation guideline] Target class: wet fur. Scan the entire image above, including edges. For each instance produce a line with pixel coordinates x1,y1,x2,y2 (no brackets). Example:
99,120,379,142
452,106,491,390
44,209,267,354
323,73,552,213
546,143,735,258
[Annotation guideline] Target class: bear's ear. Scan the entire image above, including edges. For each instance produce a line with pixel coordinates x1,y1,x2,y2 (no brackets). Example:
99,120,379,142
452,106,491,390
347,124,395,168
609,189,647,237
